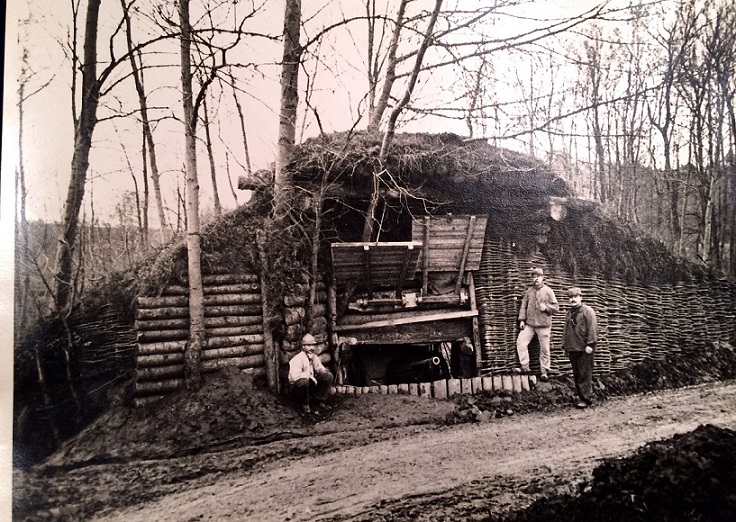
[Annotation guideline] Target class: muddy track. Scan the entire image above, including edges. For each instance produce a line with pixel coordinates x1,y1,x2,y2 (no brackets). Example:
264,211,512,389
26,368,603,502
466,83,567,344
88,381,736,521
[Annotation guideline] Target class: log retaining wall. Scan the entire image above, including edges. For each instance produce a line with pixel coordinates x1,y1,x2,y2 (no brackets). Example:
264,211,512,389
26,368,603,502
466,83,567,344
133,273,266,405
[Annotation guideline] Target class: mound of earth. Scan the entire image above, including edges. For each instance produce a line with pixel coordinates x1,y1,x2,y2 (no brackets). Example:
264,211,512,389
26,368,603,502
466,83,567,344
36,340,736,469
446,340,736,424
43,366,456,469
505,424,736,521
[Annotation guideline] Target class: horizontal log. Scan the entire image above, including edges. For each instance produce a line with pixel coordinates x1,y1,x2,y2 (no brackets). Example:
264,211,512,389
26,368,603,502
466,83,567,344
137,335,266,357
135,365,184,382
137,329,189,342
206,325,263,337
137,352,185,368
284,291,328,307
205,334,265,348
136,304,264,320
283,295,306,307
205,304,263,317
175,273,259,286
201,344,265,360
162,282,262,296
310,303,327,318
136,325,262,343
202,354,266,371
284,307,306,326
137,341,186,355
135,306,190,321
136,378,183,394
308,317,328,335
202,273,259,285
135,315,263,331
137,293,262,309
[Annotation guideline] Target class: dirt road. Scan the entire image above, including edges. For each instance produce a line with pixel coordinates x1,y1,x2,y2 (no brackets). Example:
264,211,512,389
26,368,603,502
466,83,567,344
89,381,736,521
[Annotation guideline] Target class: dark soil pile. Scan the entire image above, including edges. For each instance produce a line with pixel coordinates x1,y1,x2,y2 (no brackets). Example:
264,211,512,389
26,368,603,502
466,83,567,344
43,367,305,468
41,341,736,468
447,340,736,424
40,366,456,470
503,424,736,522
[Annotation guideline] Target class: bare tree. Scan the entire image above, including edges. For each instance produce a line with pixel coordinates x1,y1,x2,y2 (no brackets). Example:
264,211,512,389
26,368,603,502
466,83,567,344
362,0,444,242
202,93,222,216
121,0,168,235
274,0,303,215
55,0,103,315
178,0,205,389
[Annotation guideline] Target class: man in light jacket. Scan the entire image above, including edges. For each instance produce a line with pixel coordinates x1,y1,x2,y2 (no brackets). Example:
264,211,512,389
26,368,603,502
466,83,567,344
561,287,598,409
288,333,334,414
516,267,559,380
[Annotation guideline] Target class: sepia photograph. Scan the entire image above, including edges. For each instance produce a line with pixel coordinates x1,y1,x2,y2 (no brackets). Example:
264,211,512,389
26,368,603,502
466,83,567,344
3,0,736,520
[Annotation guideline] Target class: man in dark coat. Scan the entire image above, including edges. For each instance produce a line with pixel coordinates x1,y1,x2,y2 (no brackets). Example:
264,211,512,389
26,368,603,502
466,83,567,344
561,287,598,409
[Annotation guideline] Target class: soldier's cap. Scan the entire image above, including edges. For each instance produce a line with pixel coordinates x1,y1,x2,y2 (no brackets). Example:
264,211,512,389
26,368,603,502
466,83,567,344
531,268,544,276
567,287,582,297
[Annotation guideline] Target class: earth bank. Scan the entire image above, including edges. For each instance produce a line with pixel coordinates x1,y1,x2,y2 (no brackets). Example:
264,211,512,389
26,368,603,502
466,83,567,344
12,341,736,521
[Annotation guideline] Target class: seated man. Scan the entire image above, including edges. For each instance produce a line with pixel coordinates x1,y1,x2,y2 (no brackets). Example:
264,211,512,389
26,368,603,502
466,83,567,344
288,333,334,414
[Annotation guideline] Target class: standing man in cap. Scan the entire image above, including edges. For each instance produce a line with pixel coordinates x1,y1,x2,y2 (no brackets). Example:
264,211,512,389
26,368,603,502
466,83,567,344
562,287,598,409
288,333,334,414
516,267,559,380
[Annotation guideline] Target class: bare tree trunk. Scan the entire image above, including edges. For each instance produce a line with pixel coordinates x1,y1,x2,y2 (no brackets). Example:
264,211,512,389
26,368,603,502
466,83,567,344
121,0,167,235
367,0,408,132
274,0,302,216
16,73,30,334
179,0,204,389
363,0,443,241
466,57,487,138
141,127,149,243
55,0,102,315
202,94,222,216
366,0,378,119
229,70,253,176
224,153,240,206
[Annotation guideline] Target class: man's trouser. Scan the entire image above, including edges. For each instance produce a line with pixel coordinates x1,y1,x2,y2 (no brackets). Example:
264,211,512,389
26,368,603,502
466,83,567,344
516,325,551,372
568,351,594,403
290,371,333,406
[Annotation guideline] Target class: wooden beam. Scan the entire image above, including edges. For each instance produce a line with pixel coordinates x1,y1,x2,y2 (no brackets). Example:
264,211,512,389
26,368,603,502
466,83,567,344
455,215,476,294
363,245,373,298
257,236,278,393
468,272,483,373
333,310,478,331
422,216,430,295
395,244,414,297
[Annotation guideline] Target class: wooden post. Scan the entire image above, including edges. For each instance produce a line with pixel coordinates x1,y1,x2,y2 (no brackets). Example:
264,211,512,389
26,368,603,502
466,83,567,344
395,244,414,298
468,272,483,375
455,215,476,295
363,245,373,299
260,271,278,393
422,216,430,296
327,282,342,384
257,231,279,392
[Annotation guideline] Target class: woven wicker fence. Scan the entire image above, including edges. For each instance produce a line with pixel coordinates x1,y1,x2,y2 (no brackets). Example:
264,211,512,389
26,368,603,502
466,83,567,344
476,239,736,377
